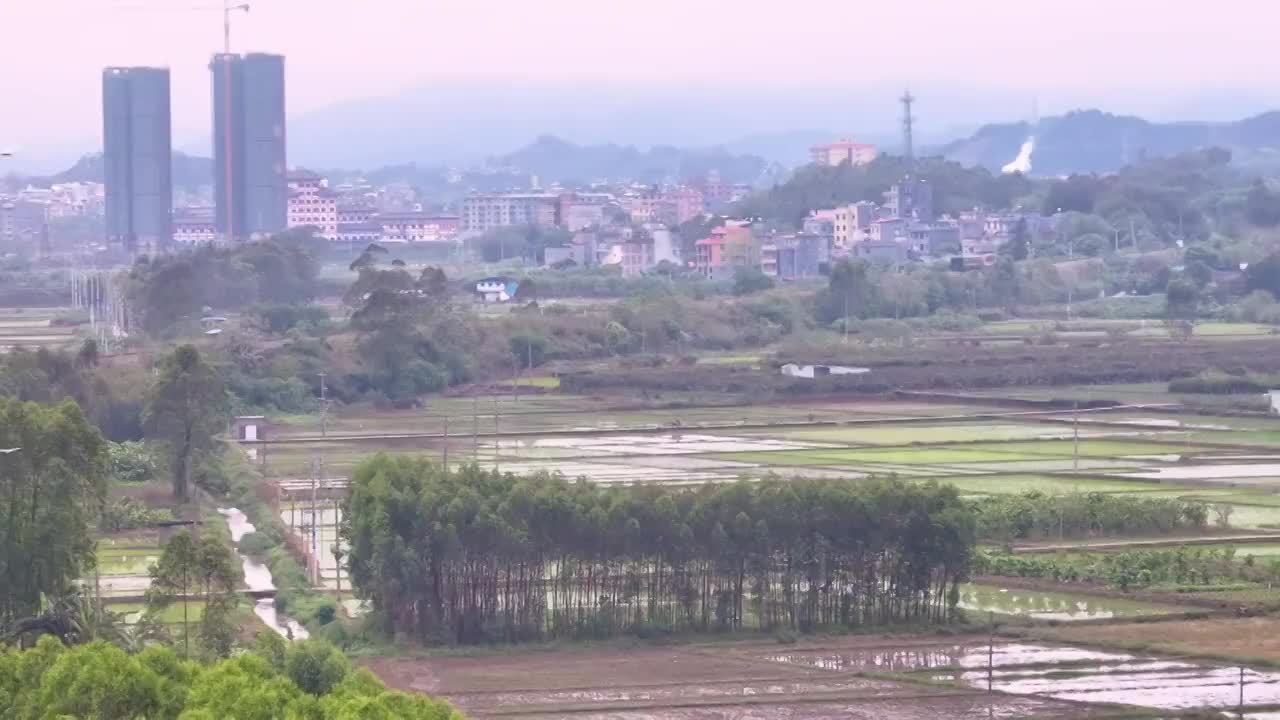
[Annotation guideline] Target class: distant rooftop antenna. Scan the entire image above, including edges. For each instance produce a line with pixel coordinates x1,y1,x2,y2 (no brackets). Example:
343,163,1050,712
900,90,916,163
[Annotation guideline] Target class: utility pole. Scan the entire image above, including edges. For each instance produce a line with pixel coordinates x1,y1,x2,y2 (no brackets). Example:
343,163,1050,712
900,90,916,164
318,371,328,438
987,611,995,692
473,395,479,460
310,370,327,587
442,415,449,476
332,497,341,600
1072,401,1080,473
843,290,850,344
1239,666,1246,716
309,459,318,585
494,395,501,474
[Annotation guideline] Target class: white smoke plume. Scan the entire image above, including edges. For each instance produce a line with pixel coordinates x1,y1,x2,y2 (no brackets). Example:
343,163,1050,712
1002,136,1035,174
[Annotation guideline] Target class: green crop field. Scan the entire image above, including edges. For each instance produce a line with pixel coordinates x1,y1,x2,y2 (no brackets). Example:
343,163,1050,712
105,601,208,624
696,354,763,366
935,474,1169,495
1129,322,1274,337
969,439,1203,457
512,376,561,388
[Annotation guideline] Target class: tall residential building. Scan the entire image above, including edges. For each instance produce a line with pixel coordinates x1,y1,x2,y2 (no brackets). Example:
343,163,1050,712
103,66,172,253
211,53,287,242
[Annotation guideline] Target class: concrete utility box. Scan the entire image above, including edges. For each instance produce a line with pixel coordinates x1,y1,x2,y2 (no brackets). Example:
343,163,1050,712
233,415,266,442
1269,390,1280,416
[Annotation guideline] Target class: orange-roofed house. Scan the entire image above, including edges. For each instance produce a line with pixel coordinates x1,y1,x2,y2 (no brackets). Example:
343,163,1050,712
810,140,878,167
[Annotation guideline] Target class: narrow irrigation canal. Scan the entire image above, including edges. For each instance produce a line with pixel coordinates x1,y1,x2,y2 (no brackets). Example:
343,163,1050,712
217,507,309,639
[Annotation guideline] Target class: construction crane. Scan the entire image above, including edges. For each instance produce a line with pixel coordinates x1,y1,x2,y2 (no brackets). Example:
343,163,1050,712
106,2,249,53
223,1,250,53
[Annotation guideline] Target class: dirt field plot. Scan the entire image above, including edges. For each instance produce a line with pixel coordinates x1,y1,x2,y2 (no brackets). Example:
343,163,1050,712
361,639,1090,719
1037,616,1280,663
502,694,1088,719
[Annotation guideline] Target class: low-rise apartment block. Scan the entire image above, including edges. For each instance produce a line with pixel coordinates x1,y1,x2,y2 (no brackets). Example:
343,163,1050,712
462,193,559,232
173,207,216,244
287,170,339,240
810,140,878,167
379,212,459,243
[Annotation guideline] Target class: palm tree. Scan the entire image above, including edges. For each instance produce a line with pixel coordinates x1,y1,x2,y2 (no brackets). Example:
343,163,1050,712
4,590,117,649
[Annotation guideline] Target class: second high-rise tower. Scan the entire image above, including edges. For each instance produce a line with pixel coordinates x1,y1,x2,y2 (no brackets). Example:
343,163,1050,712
211,52,286,242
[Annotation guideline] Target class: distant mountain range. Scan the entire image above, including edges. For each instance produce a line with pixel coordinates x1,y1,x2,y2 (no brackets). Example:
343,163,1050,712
13,107,1280,191
492,135,775,186
11,152,213,191
937,109,1280,175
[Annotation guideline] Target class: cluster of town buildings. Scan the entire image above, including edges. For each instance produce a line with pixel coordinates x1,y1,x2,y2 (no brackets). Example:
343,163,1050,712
0,181,104,249
535,151,1050,281
3,82,1048,279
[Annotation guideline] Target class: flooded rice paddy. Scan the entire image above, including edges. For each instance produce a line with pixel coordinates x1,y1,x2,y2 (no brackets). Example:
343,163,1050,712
956,583,1185,621
762,640,1280,712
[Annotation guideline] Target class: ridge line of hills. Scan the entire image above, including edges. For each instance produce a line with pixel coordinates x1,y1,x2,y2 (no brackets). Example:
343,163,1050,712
10,108,1280,191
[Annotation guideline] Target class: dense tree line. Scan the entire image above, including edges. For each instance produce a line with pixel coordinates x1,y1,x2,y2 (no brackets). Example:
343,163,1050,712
973,491,1209,543
469,224,572,264
343,458,976,644
125,231,322,336
0,343,145,441
814,257,1069,325
342,250,469,405
0,398,108,632
733,155,1031,227
0,634,461,719
977,545,1271,591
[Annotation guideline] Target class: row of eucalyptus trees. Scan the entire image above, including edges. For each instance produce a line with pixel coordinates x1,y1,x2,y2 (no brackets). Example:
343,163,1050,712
343,456,975,644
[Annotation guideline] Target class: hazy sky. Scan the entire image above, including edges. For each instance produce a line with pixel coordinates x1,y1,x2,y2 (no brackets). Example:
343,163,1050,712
2,0,1278,169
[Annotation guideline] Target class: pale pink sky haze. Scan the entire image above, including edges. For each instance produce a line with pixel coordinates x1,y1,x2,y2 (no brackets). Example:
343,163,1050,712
2,0,1277,167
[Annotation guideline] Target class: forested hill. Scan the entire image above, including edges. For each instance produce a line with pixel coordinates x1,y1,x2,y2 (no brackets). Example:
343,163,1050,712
732,155,1033,227
492,134,774,185
939,109,1280,176
23,151,214,191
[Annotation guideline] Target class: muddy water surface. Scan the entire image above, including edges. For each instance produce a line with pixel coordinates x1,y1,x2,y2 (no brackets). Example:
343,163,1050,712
217,507,309,640
958,583,1184,621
